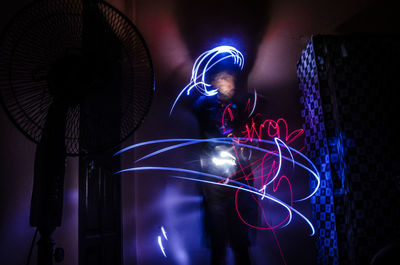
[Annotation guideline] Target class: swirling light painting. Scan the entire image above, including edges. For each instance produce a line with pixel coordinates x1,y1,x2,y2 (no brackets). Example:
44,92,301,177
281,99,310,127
115,46,320,265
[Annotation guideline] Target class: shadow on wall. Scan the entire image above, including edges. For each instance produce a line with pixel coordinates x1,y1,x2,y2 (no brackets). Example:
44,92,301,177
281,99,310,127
174,0,271,87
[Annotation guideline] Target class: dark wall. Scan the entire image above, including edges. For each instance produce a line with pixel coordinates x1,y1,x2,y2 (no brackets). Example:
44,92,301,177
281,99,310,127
130,0,400,264
0,0,399,265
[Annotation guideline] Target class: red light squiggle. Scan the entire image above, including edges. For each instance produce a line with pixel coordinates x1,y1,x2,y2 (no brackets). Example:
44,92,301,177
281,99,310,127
118,94,317,264
219,102,305,264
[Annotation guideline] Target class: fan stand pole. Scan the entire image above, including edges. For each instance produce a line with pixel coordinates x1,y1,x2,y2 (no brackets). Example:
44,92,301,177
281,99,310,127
37,227,56,265
30,101,67,265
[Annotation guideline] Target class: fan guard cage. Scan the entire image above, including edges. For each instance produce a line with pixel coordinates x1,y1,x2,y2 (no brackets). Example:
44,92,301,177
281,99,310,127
0,0,154,155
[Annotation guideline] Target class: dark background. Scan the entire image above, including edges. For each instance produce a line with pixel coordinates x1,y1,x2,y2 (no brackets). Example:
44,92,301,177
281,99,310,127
0,0,398,264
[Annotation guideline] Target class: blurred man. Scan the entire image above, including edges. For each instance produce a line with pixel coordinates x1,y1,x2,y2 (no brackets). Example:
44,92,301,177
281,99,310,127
193,68,256,265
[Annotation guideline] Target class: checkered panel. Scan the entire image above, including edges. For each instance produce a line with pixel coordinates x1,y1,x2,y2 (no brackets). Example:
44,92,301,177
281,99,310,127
298,40,339,265
298,35,400,265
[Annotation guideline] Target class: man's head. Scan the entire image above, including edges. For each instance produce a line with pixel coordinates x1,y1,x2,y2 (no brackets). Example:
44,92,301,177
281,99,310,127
212,71,236,101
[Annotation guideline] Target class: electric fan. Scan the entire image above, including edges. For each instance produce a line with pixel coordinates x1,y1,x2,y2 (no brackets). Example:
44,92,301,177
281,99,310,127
0,0,154,264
